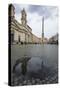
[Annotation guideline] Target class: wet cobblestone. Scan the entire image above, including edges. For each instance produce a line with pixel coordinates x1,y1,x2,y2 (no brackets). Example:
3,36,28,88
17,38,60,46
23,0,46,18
11,74,58,86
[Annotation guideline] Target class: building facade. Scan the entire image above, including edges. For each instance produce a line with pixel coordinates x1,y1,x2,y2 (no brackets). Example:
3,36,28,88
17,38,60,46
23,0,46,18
48,33,58,44
32,34,41,44
9,4,33,44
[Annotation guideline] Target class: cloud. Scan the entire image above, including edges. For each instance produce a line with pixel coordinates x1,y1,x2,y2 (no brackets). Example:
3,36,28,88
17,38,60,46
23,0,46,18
44,16,58,38
14,4,21,14
27,12,42,37
14,4,29,14
14,4,58,19
28,5,58,19
13,4,58,38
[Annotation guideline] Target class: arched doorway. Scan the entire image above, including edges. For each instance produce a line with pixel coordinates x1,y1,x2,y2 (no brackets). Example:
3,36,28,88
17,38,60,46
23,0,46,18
18,36,20,42
11,33,14,43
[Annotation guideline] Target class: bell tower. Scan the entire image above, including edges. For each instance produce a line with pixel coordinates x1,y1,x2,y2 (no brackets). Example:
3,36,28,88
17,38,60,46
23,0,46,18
21,8,27,25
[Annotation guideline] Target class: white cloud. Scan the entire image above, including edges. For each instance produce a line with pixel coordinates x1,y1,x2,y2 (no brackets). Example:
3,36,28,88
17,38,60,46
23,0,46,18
44,16,58,38
15,13,21,23
27,13,42,37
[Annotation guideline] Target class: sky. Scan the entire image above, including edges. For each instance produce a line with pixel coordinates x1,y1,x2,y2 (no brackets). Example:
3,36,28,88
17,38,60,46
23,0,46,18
13,4,58,39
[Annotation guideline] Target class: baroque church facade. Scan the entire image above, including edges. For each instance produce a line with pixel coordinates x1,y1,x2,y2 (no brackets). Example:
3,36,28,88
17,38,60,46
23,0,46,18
9,4,41,44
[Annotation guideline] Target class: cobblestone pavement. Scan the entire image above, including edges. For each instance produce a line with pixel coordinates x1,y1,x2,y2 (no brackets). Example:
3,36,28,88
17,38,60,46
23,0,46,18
11,71,58,86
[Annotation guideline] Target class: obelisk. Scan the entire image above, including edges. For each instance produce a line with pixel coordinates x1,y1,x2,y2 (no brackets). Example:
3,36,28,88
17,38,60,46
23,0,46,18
42,17,44,44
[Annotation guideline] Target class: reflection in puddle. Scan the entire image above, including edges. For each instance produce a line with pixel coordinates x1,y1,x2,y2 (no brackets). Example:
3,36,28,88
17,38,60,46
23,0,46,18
11,56,58,86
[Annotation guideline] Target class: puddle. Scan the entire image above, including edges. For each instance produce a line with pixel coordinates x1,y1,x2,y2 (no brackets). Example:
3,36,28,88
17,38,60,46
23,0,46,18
11,56,58,86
